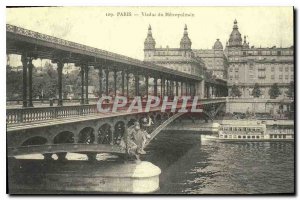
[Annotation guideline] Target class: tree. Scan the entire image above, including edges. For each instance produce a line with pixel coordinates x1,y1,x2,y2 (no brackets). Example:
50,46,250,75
32,62,58,99
285,81,294,99
231,84,241,97
268,83,281,99
252,83,261,98
6,65,23,100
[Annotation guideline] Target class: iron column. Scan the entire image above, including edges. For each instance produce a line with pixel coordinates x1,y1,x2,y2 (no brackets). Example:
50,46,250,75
154,77,158,96
80,66,85,104
145,75,149,99
135,74,139,96
121,70,125,96
175,81,179,96
126,72,129,97
113,70,117,96
105,69,109,96
98,67,103,97
85,66,89,104
57,61,64,106
21,55,28,107
27,58,34,107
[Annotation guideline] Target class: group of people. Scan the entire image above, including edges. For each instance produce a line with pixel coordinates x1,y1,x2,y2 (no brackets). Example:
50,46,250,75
120,116,154,160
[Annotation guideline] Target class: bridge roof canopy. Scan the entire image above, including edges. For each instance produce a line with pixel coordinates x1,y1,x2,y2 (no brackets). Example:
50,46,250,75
6,24,202,82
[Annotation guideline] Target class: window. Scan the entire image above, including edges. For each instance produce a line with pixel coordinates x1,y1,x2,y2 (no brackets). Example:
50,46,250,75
256,136,260,139
285,75,288,80
291,75,294,80
258,65,266,70
279,67,283,72
258,71,266,79
291,67,294,71
279,75,283,79
243,136,246,139
238,136,241,139
252,136,255,139
277,51,281,56
243,52,246,56
249,66,254,70
247,136,251,139
271,67,275,72
271,75,275,80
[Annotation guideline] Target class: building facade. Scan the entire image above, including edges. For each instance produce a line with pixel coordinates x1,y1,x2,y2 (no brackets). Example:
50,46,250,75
225,19,294,98
193,39,228,80
143,25,229,98
144,25,206,77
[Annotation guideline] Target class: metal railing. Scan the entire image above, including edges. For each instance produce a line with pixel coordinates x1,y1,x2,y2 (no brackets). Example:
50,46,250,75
6,98,226,125
6,104,99,124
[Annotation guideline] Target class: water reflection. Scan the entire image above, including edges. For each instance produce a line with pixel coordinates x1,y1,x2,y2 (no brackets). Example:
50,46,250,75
143,131,294,194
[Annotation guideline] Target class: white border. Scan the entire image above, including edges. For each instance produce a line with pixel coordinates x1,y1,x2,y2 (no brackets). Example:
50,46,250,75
1,0,297,199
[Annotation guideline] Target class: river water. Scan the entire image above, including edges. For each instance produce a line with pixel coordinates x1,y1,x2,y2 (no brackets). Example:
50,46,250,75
143,131,295,194
8,131,294,194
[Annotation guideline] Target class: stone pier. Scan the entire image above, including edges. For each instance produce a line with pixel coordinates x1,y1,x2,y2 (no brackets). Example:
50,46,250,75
8,160,161,194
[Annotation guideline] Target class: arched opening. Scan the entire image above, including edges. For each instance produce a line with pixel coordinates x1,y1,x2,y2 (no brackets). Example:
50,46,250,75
21,136,47,146
156,114,162,124
98,123,112,144
78,127,95,144
138,114,148,127
52,131,74,161
53,131,74,144
127,118,137,127
162,113,169,121
114,121,125,145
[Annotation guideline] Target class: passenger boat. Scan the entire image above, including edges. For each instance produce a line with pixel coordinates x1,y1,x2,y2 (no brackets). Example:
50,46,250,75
201,121,294,142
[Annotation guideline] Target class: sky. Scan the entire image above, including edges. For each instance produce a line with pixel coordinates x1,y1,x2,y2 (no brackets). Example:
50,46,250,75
6,7,293,62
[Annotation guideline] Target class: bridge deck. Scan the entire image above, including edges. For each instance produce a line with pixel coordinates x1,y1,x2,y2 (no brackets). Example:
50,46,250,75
7,99,226,132
7,111,186,157
7,106,161,132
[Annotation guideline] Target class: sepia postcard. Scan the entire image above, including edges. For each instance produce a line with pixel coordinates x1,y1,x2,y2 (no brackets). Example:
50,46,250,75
6,6,294,195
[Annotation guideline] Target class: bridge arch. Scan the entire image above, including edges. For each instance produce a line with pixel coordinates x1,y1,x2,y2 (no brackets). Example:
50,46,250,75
21,136,48,146
98,123,112,144
161,113,169,121
113,121,126,145
78,127,95,144
202,111,214,122
155,114,162,124
53,131,75,144
127,118,137,127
